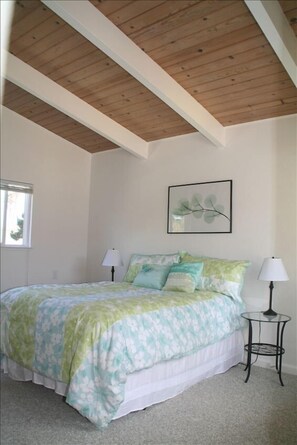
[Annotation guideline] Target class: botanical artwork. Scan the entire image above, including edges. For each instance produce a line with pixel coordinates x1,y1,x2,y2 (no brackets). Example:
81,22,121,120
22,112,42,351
167,180,232,233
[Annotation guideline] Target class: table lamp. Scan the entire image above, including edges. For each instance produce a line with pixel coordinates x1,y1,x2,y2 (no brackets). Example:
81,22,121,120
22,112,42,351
258,257,289,316
102,248,123,282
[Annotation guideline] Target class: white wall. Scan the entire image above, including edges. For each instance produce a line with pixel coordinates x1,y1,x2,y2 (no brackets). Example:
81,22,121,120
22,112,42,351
1,106,296,373
1,107,91,290
87,115,297,374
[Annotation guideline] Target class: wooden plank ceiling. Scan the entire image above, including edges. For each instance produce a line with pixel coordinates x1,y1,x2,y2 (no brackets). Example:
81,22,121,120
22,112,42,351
2,0,297,154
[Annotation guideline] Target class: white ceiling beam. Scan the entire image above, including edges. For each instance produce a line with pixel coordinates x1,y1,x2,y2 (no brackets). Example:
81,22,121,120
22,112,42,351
3,51,149,159
42,0,226,148
0,0,15,102
245,0,297,87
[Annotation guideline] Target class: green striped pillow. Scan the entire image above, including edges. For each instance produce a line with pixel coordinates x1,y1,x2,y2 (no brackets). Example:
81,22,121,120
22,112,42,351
163,262,204,293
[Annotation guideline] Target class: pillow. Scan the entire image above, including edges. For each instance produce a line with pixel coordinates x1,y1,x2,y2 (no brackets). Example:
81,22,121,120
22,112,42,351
123,253,180,283
133,264,171,290
163,262,204,293
181,253,250,300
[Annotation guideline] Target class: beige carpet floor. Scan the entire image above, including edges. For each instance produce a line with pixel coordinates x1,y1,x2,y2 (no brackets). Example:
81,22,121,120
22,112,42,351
1,364,296,445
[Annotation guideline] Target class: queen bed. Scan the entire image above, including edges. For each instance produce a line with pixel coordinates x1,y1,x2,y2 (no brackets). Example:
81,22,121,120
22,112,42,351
0,252,249,428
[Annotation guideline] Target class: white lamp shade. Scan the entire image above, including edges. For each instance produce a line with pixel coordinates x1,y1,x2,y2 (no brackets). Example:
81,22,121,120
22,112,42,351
102,249,123,267
258,257,289,282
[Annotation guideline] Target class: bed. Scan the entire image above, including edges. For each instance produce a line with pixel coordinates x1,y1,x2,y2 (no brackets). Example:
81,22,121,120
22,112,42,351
0,253,249,428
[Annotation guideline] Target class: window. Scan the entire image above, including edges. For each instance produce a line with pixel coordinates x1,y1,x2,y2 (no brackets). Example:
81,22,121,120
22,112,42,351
0,179,33,247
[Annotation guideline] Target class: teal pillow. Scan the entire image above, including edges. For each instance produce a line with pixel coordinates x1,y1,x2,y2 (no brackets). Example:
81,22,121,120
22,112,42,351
133,264,171,290
163,262,204,293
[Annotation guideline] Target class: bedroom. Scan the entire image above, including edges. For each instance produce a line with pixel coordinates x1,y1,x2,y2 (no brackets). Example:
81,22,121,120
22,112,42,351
1,0,296,440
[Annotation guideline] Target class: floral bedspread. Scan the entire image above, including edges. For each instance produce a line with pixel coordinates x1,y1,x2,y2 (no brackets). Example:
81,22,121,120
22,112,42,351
0,282,245,427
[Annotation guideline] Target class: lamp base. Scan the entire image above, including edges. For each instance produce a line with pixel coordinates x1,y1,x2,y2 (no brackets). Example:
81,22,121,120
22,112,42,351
263,308,277,316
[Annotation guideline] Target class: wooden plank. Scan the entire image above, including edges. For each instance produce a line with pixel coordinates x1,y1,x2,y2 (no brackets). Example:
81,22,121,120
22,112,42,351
119,111,194,133
50,121,105,139
140,123,195,141
46,46,106,80
124,1,234,41
89,0,133,17
221,103,297,125
11,0,40,27
3,89,40,111
109,1,200,35
25,105,70,125
3,95,117,154
97,95,187,122
25,35,94,76
204,78,294,108
174,51,279,88
10,3,53,43
11,11,63,50
20,104,58,121
194,71,291,102
64,131,118,147
59,63,131,96
12,23,75,61
7,0,295,140
165,36,270,77
56,58,122,89
24,106,119,152
175,53,279,89
146,11,255,61
279,0,297,13
281,8,297,37
76,77,138,103
43,0,225,147
89,84,148,109
156,23,262,67
133,1,244,51
100,0,165,24
2,80,26,104
279,0,297,37
4,52,149,158
189,62,285,94
209,86,297,115
117,109,194,132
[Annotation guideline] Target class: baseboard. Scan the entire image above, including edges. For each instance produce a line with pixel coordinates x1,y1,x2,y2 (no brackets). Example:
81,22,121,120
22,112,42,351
254,357,297,375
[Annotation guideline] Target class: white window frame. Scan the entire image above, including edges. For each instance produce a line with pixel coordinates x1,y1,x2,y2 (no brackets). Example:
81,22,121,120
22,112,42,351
0,179,33,248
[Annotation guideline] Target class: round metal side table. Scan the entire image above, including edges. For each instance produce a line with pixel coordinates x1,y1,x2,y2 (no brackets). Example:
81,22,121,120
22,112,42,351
241,311,291,386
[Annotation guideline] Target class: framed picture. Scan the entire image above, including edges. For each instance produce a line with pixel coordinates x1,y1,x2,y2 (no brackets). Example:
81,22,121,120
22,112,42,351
167,180,232,234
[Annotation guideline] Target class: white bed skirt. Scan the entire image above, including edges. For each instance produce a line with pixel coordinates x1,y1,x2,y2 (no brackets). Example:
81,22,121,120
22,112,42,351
1,330,244,421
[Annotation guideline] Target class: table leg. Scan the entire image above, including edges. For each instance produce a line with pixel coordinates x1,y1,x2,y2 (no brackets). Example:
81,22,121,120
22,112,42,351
276,322,280,371
245,320,252,383
278,322,286,386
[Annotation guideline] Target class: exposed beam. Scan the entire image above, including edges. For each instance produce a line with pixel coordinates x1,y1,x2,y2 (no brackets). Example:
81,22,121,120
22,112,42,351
0,0,15,102
3,52,149,159
245,0,297,87
42,0,226,148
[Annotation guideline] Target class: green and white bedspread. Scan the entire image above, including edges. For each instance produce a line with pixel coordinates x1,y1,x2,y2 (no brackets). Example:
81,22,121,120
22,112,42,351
0,282,245,427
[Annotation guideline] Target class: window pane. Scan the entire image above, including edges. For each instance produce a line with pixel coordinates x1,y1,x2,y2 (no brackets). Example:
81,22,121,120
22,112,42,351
0,190,5,244
5,191,26,245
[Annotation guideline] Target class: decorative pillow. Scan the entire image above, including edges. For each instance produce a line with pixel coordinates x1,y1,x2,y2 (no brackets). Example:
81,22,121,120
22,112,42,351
133,264,171,290
181,253,250,300
123,253,180,283
163,262,204,293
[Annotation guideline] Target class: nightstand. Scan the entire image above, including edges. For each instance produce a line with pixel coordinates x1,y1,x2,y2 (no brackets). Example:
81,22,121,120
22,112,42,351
241,311,291,386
